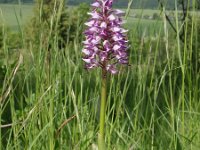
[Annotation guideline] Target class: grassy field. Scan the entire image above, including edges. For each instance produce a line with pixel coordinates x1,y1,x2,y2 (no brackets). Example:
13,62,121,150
0,4,164,33
0,4,33,30
0,4,199,29
0,1,200,150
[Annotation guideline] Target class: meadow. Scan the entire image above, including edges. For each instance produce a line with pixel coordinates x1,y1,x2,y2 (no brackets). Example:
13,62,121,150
0,1,200,150
0,4,163,31
0,4,33,30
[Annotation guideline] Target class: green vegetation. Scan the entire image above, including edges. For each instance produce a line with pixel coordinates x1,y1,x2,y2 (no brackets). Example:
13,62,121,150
0,0,173,9
0,4,164,32
0,0,200,149
0,4,33,30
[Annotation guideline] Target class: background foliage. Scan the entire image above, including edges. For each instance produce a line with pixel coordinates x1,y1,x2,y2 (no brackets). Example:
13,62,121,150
0,0,182,9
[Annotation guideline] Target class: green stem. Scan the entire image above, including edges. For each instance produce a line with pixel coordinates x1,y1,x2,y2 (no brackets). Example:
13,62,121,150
98,70,107,150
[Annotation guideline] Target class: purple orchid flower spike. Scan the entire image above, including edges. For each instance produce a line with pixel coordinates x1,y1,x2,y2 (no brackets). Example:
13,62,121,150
82,1,129,149
82,0,129,75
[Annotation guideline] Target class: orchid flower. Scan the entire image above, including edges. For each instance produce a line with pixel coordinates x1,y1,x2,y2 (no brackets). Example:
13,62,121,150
82,1,129,149
82,0,129,74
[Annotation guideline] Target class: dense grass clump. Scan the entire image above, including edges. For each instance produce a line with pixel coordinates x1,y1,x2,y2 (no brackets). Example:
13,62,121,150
0,0,200,149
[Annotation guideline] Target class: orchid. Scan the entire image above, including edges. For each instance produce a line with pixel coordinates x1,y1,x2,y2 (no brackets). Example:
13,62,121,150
82,0,129,74
82,0,129,149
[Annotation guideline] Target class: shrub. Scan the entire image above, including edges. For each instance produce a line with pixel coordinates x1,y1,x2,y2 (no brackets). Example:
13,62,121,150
25,1,89,49
152,13,160,20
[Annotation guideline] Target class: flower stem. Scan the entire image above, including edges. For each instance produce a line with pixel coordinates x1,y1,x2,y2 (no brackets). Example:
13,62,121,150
98,70,107,150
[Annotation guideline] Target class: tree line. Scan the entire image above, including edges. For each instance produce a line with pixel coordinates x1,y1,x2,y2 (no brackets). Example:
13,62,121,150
0,0,176,9
0,0,199,9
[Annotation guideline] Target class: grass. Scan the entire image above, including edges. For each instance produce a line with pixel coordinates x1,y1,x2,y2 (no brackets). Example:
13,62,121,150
126,8,161,16
0,1,200,150
0,4,33,30
125,17,163,36
0,3,163,33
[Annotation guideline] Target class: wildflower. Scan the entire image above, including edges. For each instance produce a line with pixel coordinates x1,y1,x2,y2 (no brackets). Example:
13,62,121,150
82,0,129,74
82,1,129,149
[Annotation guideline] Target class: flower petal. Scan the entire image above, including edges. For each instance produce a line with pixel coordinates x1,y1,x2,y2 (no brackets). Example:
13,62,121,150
87,11,101,19
119,59,128,64
113,45,121,51
82,58,92,63
114,9,125,16
85,20,95,27
91,2,100,7
112,27,121,32
106,64,118,74
82,49,90,55
108,14,116,21
100,22,107,28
